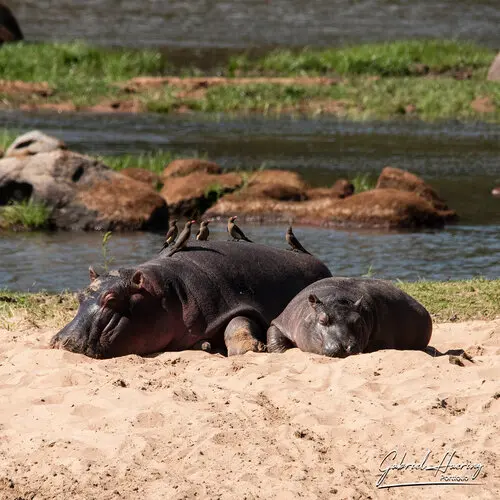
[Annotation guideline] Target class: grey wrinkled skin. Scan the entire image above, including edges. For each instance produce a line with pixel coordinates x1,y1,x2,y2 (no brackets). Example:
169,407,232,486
267,277,432,358
51,241,332,358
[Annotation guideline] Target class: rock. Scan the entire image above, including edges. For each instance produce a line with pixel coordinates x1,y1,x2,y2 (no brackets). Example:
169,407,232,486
492,187,500,197
120,167,162,189
470,96,495,114
162,159,222,180
0,150,168,231
0,3,23,44
375,166,454,213
243,170,308,201
5,131,66,157
487,53,500,81
306,179,354,200
205,188,454,229
161,171,242,217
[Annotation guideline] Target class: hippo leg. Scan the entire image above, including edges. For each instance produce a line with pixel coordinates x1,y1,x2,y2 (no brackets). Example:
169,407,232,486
224,316,266,356
267,325,295,353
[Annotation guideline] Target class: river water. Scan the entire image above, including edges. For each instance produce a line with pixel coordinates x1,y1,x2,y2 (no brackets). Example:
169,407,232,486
0,111,499,291
8,1,500,69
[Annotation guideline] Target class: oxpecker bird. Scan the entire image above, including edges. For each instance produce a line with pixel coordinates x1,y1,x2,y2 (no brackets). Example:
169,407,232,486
227,216,252,242
286,226,311,255
167,220,196,256
160,219,178,252
196,220,211,241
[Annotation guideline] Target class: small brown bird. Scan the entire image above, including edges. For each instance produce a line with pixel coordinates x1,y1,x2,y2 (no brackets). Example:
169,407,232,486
286,226,311,255
160,219,178,252
227,216,252,242
196,220,211,241
167,220,196,256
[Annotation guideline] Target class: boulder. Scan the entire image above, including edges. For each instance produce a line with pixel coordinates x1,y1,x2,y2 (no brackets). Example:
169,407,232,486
5,130,66,157
0,3,23,44
120,167,162,189
306,179,354,200
0,150,168,231
492,186,500,197
241,170,308,201
487,53,500,81
160,171,242,217
205,188,454,229
162,158,222,180
375,166,453,212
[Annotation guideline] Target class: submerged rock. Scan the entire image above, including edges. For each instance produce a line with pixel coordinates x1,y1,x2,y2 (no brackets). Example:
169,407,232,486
0,150,168,231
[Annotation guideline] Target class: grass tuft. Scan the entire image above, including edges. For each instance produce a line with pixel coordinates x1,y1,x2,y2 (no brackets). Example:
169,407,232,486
351,173,377,193
228,40,495,77
100,151,189,175
0,200,51,230
398,278,500,322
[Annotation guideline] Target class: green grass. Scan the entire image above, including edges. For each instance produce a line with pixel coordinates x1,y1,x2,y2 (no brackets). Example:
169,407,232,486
228,40,495,77
0,129,19,152
0,200,51,230
0,280,498,331
0,42,168,105
0,42,167,83
0,40,498,122
100,151,182,175
398,278,500,322
351,173,377,193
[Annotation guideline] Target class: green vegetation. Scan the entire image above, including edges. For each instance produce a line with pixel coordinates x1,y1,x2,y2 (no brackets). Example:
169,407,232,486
0,200,51,230
228,40,494,77
0,40,497,122
100,151,182,175
0,291,76,330
0,129,18,151
351,173,377,193
398,278,500,322
142,78,500,122
101,231,114,272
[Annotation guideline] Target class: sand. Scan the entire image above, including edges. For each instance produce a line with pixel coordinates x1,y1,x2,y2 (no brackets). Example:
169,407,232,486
0,318,498,499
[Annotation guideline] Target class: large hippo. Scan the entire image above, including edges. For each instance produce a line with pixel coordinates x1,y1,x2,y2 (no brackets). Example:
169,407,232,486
267,277,432,358
51,241,331,358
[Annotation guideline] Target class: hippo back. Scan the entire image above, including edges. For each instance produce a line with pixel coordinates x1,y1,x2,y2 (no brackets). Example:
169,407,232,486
143,241,332,344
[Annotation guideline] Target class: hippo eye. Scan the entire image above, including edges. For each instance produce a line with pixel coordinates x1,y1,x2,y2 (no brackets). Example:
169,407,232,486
318,312,329,326
101,292,119,309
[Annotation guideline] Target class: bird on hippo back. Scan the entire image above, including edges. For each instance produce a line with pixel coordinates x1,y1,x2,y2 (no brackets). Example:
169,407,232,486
267,277,432,358
50,240,332,358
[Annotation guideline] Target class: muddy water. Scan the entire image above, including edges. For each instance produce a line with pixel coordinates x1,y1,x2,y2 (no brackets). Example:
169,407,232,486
8,1,500,58
0,111,499,291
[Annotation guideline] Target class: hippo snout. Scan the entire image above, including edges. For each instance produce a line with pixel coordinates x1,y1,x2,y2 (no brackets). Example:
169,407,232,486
323,340,360,358
50,322,91,356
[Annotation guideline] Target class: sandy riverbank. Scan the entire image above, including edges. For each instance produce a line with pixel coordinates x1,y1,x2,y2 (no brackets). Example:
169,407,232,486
0,318,498,499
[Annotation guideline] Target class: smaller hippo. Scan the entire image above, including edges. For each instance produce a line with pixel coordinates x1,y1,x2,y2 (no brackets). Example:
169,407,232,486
267,277,432,358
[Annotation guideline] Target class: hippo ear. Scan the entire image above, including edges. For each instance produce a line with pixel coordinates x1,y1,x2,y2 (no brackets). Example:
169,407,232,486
308,294,322,310
354,296,363,309
89,266,99,283
130,270,154,294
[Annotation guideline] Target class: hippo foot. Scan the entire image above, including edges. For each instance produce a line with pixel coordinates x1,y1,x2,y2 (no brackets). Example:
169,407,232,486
267,325,295,353
224,316,267,356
